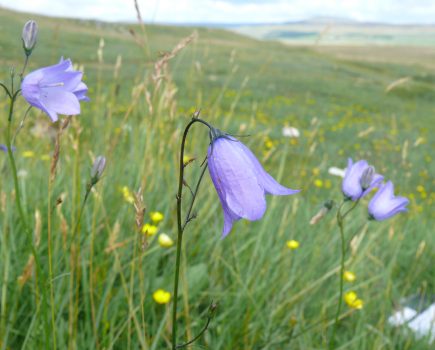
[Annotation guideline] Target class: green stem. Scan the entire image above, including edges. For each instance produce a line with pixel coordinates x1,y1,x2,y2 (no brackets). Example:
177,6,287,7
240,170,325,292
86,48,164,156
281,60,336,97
20,56,29,78
4,91,51,348
328,199,360,350
5,93,26,224
0,82,11,98
47,176,57,350
172,117,211,350
329,205,346,350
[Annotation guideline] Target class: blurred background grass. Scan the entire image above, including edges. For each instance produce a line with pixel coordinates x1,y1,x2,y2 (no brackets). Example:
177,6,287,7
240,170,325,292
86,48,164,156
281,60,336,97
0,6,434,349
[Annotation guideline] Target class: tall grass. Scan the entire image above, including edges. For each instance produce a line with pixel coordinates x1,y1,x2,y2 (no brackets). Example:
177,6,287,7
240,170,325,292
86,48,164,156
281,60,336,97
0,6,433,349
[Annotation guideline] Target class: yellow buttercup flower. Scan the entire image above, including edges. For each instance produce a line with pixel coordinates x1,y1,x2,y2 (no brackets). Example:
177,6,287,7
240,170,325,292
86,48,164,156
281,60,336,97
314,179,323,188
122,186,134,204
344,291,363,310
22,150,35,158
286,240,300,250
264,139,273,150
183,155,194,165
158,233,174,248
142,223,158,236
150,211,164,224
343,271,356,282
153,289,171,304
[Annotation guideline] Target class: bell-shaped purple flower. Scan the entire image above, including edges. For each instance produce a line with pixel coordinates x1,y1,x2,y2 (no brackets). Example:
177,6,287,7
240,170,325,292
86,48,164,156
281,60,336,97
21,58,89,122
208,136,299,237
342,158,383,201
368,181,409,221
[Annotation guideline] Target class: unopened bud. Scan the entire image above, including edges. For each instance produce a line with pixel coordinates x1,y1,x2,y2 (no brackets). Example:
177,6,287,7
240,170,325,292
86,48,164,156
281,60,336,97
90,155,106,185
22,20,38,56
310,199,334,225
208,301,218,318
192,109,201,118
360,166,375,190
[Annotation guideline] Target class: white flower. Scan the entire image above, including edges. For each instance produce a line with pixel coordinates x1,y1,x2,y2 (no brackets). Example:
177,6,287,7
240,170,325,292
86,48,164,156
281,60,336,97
328,166,346,178
282,126,300,138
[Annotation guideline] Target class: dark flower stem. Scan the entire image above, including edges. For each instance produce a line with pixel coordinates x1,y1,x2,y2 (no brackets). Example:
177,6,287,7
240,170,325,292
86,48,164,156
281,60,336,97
175,313,212,349
172,116,211,350
328,199,360,350
0,82,12,98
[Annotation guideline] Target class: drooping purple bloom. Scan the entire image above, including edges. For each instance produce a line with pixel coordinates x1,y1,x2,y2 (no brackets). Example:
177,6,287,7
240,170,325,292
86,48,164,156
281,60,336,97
368,181,409,221
208,136,299,237
21,58,89,122
342,158,383,201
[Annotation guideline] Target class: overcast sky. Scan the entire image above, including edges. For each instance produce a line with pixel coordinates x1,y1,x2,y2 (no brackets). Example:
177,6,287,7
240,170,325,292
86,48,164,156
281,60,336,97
1,0,434,24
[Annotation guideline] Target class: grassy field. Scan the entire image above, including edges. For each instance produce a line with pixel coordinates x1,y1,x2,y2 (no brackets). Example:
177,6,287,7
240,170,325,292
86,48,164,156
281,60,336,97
0,6,434,350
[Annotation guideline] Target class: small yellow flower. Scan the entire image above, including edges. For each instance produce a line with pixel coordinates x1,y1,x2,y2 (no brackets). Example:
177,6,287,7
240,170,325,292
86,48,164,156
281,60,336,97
142,223,158,236
153,289,171,304
158,233,174,248
416,185,424,193
264,140,273,150
122,186,134,204
286,240,300,250
22,150,35,158
314,179,323,188
344,291,363,310
343,271,356,282
352,299,363,309
312,168,320,176
150,211,164,224
40,154,51,161
183,155,193,164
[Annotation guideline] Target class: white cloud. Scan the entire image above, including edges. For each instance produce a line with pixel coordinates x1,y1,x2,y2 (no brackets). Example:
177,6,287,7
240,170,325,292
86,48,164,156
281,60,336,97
1,0,435,24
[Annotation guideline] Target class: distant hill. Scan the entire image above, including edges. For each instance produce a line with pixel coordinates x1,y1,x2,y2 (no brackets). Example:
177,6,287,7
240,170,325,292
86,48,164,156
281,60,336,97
231,18,435,46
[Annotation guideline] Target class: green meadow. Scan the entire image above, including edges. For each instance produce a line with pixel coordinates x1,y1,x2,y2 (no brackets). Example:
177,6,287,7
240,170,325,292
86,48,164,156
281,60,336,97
0,6,434,350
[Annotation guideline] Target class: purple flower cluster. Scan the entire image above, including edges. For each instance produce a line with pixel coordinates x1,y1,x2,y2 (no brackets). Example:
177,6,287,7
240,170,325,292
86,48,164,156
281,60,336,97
342,158,409,221
208,135,299,237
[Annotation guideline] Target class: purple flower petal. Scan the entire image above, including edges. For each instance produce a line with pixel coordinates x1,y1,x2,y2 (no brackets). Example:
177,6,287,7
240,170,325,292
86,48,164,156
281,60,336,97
368,181,409,221
234,141,300,196
208,136,299,237
21,57,88,122
41,89,80,116
342,158,383,201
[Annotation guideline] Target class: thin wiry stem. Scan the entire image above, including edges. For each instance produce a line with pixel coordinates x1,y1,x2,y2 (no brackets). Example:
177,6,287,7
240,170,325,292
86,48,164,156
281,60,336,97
328,199,360,350
172,115,211,350
176,303,214,349
12,105,32,144
20,55,29,78
0,82,11,98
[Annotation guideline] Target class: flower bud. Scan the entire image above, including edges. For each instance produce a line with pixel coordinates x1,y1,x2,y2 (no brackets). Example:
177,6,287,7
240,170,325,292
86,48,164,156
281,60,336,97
309,199,334,225
360,166,375,190
22,20,38,56
90,156,106,185
208,301,218,318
